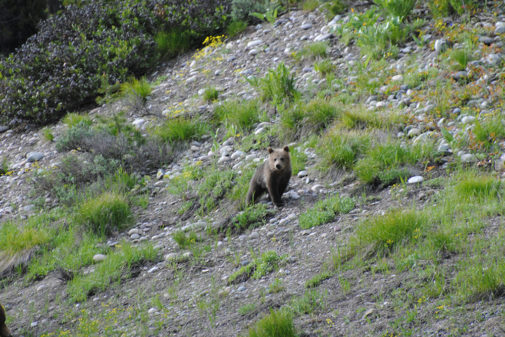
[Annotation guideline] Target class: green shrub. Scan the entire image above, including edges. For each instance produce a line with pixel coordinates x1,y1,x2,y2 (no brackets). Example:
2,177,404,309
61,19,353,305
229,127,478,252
314,59,336,76
428,0,476,17
121,77,152,110
249,63,300,105
247,309,296,337
197,168,235,214
294,42,329,61
231,0,267,22
473,114,505,151
229,250,282,284
0,221,50,255
322,0,347,17
299,194,355,229
78,192,132,235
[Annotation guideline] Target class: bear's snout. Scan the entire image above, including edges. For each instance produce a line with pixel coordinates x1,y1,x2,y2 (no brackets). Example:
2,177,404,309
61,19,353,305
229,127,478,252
276,164,282,170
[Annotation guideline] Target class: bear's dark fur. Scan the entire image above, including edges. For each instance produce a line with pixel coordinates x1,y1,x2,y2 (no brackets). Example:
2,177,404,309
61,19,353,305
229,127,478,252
0,304,11,337
246,146,291,207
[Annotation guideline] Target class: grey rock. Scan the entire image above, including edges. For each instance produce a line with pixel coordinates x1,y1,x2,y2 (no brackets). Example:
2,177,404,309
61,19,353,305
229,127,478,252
460,153,477,163
128,228,140,235
218,156,231,164
391,75,403,82
285,190,300,200
0,126,8,133
238,285,246,292
130,233,140,240
297,170,308,178
461,115,475,124
249,231,259,240
494,153,505,171
495,22,505,34
247,40,263,48
27,152,44,162
301,23,312,30
314,33,333,41
147,266,159,274
231,150,245,160
437,142,451,154
479,36,494,45
452,71,469,81
93,254,106,263
487,53,502,65
132,118,146,129
407,128,421,138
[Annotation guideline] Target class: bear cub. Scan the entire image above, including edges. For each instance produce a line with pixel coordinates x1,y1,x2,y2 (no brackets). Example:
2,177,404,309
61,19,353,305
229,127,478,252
0,304,11,337
246,146,292,207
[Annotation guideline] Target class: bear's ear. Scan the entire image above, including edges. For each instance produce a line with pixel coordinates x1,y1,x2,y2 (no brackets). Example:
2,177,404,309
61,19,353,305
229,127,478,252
283,146,289,152
268,147,274,153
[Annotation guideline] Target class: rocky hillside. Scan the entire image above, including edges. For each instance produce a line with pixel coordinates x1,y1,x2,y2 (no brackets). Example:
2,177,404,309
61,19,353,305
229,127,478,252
2,1,505,336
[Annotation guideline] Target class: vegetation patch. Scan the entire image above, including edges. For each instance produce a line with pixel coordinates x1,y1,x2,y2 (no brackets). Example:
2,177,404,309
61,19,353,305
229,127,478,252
228,250,283,284
246,309,296,337
232,204,272,232
248,62,300,106
299,194,355,229
67,243,158,302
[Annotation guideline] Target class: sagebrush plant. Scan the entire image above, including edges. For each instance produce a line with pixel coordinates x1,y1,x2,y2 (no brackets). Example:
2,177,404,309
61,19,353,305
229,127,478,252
299,194,355,229
249,62,300,105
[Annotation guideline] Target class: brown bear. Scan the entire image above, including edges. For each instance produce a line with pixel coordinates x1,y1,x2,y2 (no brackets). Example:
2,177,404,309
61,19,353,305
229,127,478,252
246,146,291,207
0,304,11,337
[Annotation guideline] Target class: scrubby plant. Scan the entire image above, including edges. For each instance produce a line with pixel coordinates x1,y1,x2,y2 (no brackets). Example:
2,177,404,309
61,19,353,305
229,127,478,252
294,42,329,61
428,0,476,17
231,0,267,22
314,59,336,76
155,28,194,59
197,168,235,214
0,221,50,255
229,250,283,284
299,194,355,229
77,191,132,235
249,63,300,105
321,0,347,17
247,309,296,337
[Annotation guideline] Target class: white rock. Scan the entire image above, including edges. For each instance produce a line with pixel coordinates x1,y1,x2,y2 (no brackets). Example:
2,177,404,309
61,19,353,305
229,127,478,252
407,176,424,184
460,153,477,163
297,170,308,178
132,118,146,129
391,75,403,82
434,39,448,54
461,116,475,124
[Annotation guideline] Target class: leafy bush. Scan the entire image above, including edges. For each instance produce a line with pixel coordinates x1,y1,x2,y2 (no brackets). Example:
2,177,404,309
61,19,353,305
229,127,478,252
203,87,219,102
226,20,249,37
231,0,267,21
0,0,231,125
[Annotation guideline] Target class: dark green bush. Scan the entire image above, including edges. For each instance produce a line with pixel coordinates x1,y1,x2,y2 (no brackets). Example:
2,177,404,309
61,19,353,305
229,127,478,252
0,0,231,125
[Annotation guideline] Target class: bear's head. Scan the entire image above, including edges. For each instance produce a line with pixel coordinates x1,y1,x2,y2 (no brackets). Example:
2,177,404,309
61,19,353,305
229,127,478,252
0,305,11,337
267,146,290,172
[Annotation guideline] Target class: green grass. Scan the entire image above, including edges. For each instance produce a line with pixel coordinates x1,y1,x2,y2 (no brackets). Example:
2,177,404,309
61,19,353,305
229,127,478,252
232,204,272,232
155,28,193,58
172,230,199,249
203,87,219,102
78,192,132,236
0,221,50,255
473,113,505,151
67,242,158,302
305,270,333,288
214,99,261,134
62,112,92,128
227,20,248,37
299,194,355,229
228,251,282,284
248,63,300,106
197,168,235,214
294,42,329,61
290,146,307,176
239,303,257,316
42,127,54,142
314,59,336,76
317,129,371,170
354,140,436,185
247,309,296,337
121,77,152,103
373,0,416,19
154,117,208,143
